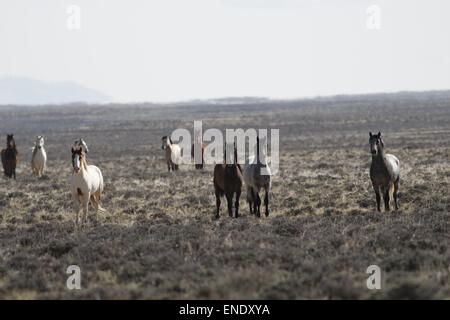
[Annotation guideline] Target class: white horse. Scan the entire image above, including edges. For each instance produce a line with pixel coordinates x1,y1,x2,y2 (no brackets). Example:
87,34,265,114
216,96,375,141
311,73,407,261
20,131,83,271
161,136,181,172
70,146,104,225
243,136,272,217
30,135,47,177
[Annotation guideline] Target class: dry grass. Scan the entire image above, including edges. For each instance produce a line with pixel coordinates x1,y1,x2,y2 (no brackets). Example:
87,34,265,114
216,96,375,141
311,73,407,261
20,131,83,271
0,93,449,299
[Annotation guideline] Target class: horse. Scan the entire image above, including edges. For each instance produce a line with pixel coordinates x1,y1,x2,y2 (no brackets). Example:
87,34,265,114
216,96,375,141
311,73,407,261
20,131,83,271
70,146,105,225
31,135,47,178
191,142,206,169
243,136,271,217
1,134,19,179
74,138,89,153
161,136,181,172
369,131,400,212
213,142,243,218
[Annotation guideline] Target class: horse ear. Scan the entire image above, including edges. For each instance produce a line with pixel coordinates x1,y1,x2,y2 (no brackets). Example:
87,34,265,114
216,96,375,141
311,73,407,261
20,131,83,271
377,131,381,137
369,132,372,137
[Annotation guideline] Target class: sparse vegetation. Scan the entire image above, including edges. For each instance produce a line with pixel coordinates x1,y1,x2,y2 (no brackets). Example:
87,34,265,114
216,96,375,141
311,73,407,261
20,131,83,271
0,92,449,299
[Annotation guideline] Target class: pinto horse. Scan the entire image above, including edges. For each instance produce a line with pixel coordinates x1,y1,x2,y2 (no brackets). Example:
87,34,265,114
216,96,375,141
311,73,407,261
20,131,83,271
70,146,105,225
1,134,19,179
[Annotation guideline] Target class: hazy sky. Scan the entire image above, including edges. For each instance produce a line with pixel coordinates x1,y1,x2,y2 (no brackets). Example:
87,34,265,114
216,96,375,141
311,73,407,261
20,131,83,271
1,0,450,102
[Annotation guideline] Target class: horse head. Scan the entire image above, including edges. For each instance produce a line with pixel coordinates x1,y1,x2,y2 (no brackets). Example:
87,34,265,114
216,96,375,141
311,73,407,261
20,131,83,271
369,131,384,155
71,146,85,173
35,136,44,149
6,134,15,149
161,136,173,150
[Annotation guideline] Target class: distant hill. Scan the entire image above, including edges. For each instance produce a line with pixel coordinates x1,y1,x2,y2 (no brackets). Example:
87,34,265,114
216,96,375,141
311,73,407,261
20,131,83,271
178,96,272,106
0,77,110,105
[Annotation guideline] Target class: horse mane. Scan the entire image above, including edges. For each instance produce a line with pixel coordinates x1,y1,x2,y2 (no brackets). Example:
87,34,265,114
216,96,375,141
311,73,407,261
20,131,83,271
72,147,88,170
80,151,88,169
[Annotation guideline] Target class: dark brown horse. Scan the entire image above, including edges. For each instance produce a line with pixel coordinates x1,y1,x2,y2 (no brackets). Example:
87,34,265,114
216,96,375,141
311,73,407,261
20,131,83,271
369,132,400,212
1,134,19,179
213,143,243,218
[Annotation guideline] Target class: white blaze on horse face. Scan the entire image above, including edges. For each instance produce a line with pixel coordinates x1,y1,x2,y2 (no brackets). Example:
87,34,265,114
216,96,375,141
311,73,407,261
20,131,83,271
73,155,81,172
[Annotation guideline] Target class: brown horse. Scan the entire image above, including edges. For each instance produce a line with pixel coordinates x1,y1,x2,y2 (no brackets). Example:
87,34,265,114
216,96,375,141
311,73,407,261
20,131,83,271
1,134,19,179
369,132,400,212
213,143,243,218
191,142,206,169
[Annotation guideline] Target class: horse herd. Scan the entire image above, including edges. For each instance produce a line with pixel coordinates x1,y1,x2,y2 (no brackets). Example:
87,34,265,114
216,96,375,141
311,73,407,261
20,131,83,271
1,131,401,226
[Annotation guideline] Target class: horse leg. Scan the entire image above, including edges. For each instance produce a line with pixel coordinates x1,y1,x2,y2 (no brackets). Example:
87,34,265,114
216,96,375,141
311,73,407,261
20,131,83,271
90,194,99,223
382,184,390,212
5,164,11,178
13,165,16,179
225,193,233,218
248,187,254,215
167,161,171,172
72,192,81,226
215,188,221,219
393,178,400,210
255,192,261,218
81,193,90,225
264,189,269,217
373,184,381,212
235,190,241,218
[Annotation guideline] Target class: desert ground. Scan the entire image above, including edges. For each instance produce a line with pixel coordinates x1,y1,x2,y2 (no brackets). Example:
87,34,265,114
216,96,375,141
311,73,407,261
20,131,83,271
0,92,449,299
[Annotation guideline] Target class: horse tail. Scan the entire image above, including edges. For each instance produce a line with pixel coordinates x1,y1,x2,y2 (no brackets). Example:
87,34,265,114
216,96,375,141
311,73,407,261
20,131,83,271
389,182,395,201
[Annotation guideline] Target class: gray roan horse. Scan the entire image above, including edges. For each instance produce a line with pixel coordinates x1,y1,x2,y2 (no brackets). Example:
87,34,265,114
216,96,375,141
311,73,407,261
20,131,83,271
369,132,400,212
